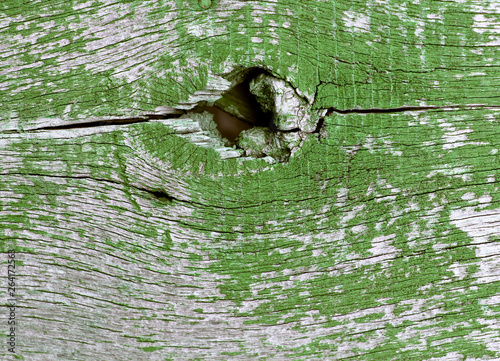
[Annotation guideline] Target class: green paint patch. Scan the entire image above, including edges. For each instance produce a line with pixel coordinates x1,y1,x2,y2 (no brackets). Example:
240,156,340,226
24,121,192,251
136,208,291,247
2,1,500,359
161,231,174,251
354,312,385,324
139,345,165,352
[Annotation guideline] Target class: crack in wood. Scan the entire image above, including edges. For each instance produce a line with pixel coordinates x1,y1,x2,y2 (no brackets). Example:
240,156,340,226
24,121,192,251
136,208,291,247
323,104,500,115
31,114,182,132
148,189,175,203
15,71,500,165
9,172,179,204
23,104,499,134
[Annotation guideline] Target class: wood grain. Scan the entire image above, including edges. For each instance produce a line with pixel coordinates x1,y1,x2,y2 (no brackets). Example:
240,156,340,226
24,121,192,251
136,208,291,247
1,0,500,360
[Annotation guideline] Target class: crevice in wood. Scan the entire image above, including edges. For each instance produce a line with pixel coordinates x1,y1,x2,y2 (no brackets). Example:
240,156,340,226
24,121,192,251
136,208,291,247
323,104,500,116
148,189,175,203
21,74,500,164
32,114,183,132
216,66,275,129
10,173,179,204
178,67,312,162
186,104,253,143
185,67,276,143
325,106,441,115
29,104,499,134
310,104,500,142
312,117,325,134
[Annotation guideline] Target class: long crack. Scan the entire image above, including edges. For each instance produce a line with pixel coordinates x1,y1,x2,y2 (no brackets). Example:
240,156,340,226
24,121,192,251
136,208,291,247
7,66,500,163
323,104,500,116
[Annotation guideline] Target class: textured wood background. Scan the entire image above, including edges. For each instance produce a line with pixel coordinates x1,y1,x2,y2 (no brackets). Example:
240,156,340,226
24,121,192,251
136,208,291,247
1,0,500,360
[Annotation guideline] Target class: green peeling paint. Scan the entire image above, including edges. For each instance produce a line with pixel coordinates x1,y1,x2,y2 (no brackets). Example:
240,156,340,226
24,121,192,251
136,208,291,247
1,0,500,360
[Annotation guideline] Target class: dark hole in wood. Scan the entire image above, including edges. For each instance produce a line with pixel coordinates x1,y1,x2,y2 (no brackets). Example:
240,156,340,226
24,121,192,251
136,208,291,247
217,67,274,126
204,67,275,142
203,106,253,142
149,190,173,202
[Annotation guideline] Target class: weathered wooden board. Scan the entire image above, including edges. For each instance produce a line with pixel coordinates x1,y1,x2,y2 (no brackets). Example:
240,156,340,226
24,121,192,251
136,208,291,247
1,0,500,360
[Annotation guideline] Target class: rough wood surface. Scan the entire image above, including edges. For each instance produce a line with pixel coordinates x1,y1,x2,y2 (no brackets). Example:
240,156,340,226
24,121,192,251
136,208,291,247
1,0,500,360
